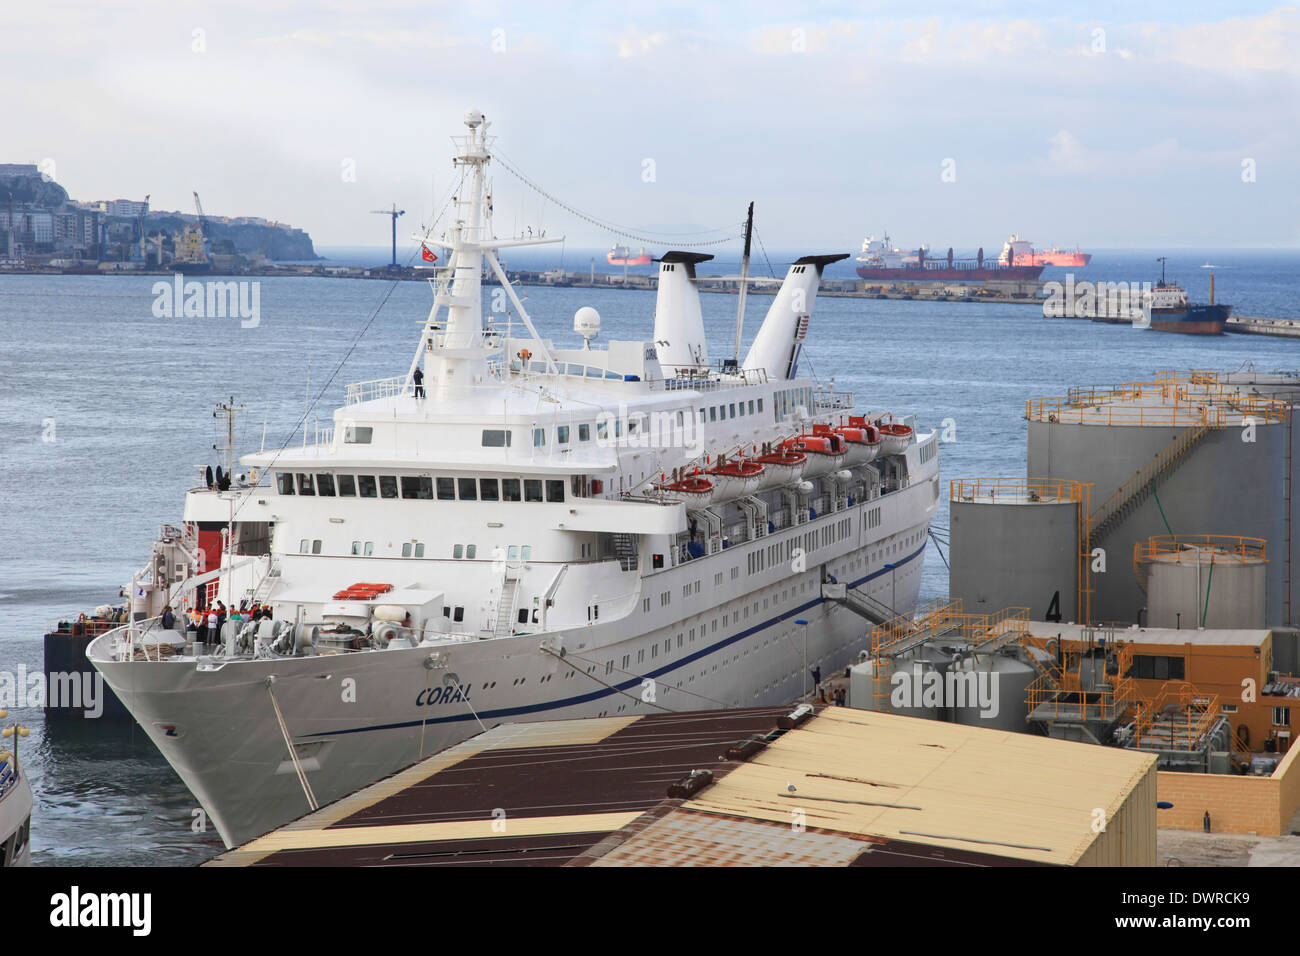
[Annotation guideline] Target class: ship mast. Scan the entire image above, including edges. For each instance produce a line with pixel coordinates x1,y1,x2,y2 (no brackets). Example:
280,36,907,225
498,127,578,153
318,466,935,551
732,201,754,364
410,110,565,398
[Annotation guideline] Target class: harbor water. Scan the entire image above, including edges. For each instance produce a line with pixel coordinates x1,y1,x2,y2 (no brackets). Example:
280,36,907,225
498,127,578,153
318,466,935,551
2,249,1297,865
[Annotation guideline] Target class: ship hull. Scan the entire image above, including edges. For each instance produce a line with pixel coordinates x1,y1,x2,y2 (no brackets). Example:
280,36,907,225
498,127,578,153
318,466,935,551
1150,304,1231,336
1014,252,1091,267
91,470,937,849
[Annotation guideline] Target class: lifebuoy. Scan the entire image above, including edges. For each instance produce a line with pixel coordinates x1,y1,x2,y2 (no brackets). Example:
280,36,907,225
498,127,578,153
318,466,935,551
78,612,87,622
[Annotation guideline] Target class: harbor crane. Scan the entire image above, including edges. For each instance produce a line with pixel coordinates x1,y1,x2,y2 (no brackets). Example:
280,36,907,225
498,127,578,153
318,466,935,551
371,204,405,271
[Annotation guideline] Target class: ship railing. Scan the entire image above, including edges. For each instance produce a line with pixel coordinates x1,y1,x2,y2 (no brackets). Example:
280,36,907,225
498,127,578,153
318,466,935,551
813,389,855,412
345,375,410,404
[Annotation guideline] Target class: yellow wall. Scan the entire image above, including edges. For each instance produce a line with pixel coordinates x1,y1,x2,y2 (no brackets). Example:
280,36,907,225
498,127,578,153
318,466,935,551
1157,740,1300,835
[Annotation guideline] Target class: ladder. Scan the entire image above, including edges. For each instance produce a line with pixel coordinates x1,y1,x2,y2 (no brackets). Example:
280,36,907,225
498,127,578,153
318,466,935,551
493,577,520,637
1088,423,1211,541
611,533,639,571
249,557,281,605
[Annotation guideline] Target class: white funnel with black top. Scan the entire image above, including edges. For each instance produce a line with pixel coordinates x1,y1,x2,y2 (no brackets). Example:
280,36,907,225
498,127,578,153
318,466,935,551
742,253,848,380
653,251,714,376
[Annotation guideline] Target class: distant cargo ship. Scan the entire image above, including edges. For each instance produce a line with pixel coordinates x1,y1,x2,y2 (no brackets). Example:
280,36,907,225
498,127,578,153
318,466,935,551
999,235,1091,267
856,233,1042,282
1144,259,1229,335
607,245,653,266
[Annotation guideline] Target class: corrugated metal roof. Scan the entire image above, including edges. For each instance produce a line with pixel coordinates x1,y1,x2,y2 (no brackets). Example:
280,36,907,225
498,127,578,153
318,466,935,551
683,707,1155,866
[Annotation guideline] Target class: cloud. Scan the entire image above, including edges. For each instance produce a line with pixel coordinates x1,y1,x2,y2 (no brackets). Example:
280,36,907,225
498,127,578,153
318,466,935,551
616,28,667,59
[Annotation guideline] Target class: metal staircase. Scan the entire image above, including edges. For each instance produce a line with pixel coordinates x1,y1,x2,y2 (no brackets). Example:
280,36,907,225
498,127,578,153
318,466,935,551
821,582,893,626
493,577,519,637
611,533,639,571
249,557,281,605
1087,423,1211,541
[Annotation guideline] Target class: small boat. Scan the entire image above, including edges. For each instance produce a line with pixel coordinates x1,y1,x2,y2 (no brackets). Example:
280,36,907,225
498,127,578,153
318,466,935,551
781,433,847,478
832,417,881,466
877,421,913,456
753,447,807,489
706,456,765,500
654,470,716,506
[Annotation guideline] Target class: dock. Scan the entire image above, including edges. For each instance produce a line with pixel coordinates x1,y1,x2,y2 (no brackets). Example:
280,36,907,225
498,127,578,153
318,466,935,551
1226,314,1300,338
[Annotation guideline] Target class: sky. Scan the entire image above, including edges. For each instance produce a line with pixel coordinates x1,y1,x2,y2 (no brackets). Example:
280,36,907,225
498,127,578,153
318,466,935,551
4,1,1298,251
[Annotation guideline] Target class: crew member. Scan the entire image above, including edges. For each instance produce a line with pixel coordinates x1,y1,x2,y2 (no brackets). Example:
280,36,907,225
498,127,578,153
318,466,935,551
413,366,425,399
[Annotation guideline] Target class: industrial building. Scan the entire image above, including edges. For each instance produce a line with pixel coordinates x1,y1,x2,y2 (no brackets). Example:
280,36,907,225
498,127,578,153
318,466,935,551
206,705,1157,868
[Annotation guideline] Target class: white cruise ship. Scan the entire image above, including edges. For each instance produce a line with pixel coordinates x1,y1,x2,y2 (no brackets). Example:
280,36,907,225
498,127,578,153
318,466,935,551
90,110,940,848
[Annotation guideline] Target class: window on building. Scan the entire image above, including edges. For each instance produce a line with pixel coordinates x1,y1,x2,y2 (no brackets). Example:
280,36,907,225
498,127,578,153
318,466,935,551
1127,655,1186,681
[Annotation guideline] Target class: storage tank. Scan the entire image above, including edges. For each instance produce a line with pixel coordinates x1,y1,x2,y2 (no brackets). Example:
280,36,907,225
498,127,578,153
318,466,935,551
847,648,944,719
950,479,1085,622
1136,536,1267,629
1026,374,1292,626
950,651,1035,733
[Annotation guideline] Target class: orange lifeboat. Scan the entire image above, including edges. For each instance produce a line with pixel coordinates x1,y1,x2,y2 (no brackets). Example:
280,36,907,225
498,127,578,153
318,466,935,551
780,431,847,478
753,446,807,489
706,455,765,500
834,416,881,466
877,421,914,457
654,469,716,505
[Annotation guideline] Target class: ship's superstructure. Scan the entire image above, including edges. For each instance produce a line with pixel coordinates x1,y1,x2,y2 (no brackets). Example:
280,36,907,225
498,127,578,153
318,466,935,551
89,111,940,848
999,235,1091,268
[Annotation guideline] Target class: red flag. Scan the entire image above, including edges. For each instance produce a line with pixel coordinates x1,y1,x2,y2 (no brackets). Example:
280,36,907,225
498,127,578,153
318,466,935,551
421,244,438,263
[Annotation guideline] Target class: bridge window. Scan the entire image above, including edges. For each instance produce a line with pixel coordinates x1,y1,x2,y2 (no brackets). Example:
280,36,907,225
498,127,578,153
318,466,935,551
453,544,464,559
557,425,570,444
276,473,294,495
437,477,456,500
503,479,522,502
400,476,432,500
524,479,543,502
466,544,477,559
709,407,717,422
379,475,399,498
481,429,512,447
296,473,315,495
358,475,378,498
533,428,546,447
351,541,362,555
458,478,477,500
364,542,374,556
337,475,357,497
546,480,565,503
480,478,500,501
344,426,373,444
578,424,590,441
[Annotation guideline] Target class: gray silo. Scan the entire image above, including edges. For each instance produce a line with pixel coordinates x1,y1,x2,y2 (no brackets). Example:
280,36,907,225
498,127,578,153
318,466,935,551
1135,535,1268,629
950,478,1087,623
1025,373,1293,627
949,651,1035,732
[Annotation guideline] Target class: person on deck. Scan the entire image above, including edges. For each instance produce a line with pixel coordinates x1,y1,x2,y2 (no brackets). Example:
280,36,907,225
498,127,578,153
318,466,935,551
413,367,425,399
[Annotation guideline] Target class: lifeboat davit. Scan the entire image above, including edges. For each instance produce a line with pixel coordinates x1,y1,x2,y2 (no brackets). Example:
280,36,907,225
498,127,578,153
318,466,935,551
654,469,716,506
877,421,914,457
706,456,765,500
753,447,807,489
780,432,847,478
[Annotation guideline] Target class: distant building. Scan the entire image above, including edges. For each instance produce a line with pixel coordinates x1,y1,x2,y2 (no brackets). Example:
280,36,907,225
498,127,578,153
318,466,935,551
100,198,149,219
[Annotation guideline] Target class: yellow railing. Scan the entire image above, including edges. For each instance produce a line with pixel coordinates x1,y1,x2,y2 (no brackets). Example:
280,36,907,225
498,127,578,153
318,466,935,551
1027,377,1289,427
1135,535,1267,566
1132,681,1223,751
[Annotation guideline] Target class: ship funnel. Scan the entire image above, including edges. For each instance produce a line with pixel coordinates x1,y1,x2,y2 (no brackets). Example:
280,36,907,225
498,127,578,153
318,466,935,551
653,251,713,376
742,253,848,380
